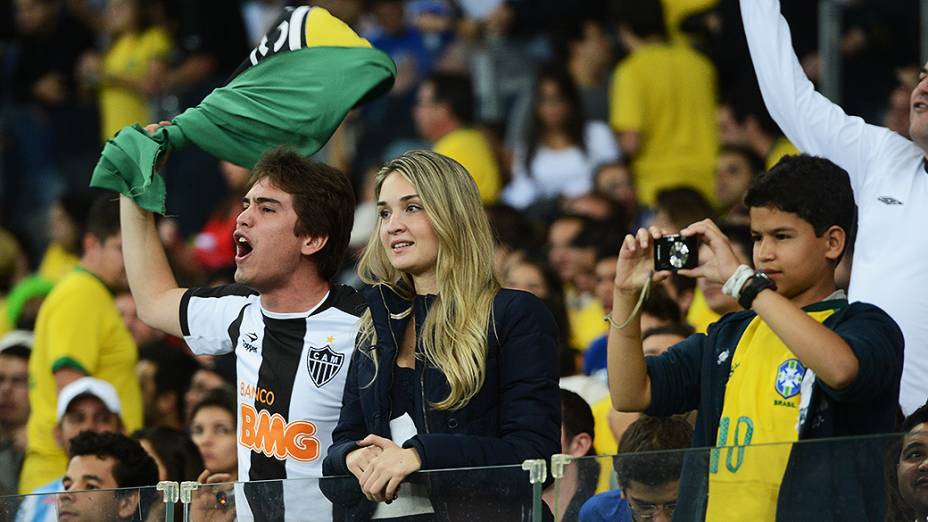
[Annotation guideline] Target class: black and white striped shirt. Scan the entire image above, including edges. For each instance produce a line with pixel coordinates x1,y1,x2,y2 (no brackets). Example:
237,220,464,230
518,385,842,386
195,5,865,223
180,283,364,520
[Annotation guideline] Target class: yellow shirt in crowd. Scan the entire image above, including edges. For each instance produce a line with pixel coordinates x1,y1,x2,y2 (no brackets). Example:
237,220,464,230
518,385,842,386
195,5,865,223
766,136,801,170
21,269,142,493
37,242,79,284
433,128,501,204
610,42,718,206
100,27,171,141
706,306,838,521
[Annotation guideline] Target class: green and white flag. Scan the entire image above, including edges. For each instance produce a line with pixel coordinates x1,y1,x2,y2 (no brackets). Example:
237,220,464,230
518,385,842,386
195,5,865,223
90,6,396,213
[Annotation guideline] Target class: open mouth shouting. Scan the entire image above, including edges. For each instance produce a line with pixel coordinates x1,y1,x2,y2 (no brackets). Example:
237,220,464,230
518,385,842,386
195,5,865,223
390,239,415,254
234,231,254,263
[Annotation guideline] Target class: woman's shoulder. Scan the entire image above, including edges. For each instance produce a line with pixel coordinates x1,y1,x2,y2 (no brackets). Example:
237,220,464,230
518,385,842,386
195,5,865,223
492,289,553,322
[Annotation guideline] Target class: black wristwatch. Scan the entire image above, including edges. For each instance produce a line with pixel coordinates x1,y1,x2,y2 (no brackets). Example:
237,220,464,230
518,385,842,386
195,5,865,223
738,272,778,310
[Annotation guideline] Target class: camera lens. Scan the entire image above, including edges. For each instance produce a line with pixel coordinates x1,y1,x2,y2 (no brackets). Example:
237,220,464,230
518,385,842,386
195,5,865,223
669,240,690,269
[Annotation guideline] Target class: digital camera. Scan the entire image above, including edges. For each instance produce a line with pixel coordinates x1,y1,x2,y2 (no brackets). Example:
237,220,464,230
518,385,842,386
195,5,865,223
654,235,699,271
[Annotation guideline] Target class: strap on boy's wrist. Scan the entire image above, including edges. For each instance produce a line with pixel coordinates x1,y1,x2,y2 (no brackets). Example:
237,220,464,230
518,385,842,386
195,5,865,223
738,273,778,310
722,264,755,300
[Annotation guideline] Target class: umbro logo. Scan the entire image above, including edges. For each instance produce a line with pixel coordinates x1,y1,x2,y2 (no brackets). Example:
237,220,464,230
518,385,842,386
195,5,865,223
243,332,259,353
878,196,904,206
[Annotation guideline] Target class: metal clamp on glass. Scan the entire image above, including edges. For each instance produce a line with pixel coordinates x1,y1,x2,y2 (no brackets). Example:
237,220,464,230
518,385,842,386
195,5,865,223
179,481,200,505
550,454,572,480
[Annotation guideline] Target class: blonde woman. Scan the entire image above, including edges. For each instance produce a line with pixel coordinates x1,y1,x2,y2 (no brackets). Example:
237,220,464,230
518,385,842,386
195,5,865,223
323,150,561,520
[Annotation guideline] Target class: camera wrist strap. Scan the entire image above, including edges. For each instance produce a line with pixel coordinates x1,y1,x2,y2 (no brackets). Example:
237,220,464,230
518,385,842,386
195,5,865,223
604,271,652,330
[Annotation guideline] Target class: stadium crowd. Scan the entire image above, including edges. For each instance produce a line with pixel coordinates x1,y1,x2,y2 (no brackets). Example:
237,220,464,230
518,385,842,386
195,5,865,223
1,0,928,520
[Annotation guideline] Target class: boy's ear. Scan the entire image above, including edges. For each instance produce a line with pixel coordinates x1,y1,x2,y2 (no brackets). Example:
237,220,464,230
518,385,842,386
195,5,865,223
823,225,846,263
301,235,329,256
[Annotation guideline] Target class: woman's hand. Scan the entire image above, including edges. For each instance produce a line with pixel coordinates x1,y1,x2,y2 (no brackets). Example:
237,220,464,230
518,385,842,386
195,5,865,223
346,444,383,481
357,435,422,503
189,469,236,522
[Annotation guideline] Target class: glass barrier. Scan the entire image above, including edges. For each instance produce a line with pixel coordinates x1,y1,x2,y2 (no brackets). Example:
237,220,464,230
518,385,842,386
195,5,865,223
550,432,907,522
0,484,168,522
183,462,546,522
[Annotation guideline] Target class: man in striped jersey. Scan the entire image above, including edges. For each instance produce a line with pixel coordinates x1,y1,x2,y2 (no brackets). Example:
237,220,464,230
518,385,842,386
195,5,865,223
120,144,364,521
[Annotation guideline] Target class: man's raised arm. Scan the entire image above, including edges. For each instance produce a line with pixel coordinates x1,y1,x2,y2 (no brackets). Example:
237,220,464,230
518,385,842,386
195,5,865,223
740,0,890,179
120,193,186,337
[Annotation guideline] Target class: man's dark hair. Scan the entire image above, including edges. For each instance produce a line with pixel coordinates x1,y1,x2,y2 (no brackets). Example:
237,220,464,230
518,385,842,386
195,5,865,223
0,345,31,361
719,222,754,267
642,323,695,342
614,0,667,40
643,284,682,324
719,143,766,178
902,403,928,433
724,81,784,139
655,187,716,231
614,415,693,488
84,193,121,251
427,72,475,125
138,343,200,422
744,155,857,264
131,427,204,482
68,431,159,520
190,388,236,421
248,146,355,280
561,389,595,457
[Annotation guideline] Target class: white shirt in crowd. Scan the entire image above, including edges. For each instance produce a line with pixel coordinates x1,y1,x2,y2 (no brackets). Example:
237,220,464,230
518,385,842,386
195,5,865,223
742,0,928,414
502,120,620,209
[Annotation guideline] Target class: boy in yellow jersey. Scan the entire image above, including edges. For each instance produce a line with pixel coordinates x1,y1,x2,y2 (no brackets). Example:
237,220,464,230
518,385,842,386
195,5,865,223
20,195,142,493
607,155,903,521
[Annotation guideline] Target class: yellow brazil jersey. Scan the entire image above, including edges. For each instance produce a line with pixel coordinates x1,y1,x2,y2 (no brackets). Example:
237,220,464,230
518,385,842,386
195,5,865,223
687,286,721,335
20,269,142,493
610,42,718,206
765,136,801,171
433,128,501,204
662,0,720,43
705,305,840,521
100,26,171,141
37,242,79,283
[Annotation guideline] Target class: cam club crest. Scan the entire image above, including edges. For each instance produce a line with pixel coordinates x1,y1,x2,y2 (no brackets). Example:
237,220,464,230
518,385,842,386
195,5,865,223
775,358,807,399
307,345,344,388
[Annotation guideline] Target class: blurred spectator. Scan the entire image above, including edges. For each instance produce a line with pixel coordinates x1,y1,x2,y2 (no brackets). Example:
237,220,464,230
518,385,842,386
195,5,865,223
562,193,618,224
503,257,570,351
58,431,159,522
365,0,436,90
564,18,613,122
485,203,541,278
3,275,54,331
183,355,235,422
189,389,237,479
887,403,928,522
580,415,693,522
715,144,764,224
132,426,203,482
593,161,651,232
0,229,29,335
544,389,598,522
77,0,171,141
414,72,502,203
0,331,30,495
641,324,694,357
884,66,919,138
37,192,93,283
240,0,288,47
136,343,199,431
697,223,753,320
718,85,799,170
17,377,124,521
610,0,718,206
2,0,97,261
115,292,164,348
546,214,584,285
651,186,716,233
503,67,619,209
21,195,142,493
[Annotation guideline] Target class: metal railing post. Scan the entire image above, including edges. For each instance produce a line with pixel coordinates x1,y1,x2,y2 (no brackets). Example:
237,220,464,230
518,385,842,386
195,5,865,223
156,481,179,522
819,0,843,104
521,459,548,522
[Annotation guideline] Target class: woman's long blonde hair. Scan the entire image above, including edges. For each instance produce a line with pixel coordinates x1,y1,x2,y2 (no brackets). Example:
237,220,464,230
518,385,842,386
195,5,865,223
357,150,500,411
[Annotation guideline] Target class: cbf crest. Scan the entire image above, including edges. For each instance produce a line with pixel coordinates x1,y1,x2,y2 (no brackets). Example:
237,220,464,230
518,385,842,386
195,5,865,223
307,345,344,388
775,358,806,399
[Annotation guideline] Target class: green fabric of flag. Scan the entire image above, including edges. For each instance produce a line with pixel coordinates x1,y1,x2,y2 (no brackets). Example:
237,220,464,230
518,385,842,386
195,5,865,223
90,8,395,214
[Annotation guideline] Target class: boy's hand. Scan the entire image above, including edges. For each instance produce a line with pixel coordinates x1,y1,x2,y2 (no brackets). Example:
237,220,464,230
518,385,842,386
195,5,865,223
677,219,744,284
613,227,672,297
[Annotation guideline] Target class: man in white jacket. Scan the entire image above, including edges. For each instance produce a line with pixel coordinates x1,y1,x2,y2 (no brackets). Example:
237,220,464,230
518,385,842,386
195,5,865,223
741,0,928,414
